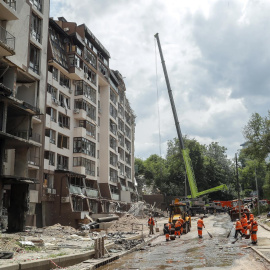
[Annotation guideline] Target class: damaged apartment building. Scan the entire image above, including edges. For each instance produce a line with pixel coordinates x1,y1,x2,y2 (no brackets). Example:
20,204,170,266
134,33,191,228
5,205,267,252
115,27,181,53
0,0,50,231
0,2,137,231
42,17,137,228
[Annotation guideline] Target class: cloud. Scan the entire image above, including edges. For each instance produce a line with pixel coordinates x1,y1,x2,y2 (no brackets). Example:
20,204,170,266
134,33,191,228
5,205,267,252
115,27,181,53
50,0,270,160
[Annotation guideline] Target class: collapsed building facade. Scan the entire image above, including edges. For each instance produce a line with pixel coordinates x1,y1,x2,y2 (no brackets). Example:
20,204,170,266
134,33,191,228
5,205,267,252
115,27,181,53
0,1,137,231
0,0,49,231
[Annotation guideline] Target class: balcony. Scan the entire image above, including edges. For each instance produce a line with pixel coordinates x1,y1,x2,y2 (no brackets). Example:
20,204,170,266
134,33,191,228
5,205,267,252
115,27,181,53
0,25,15,56
68,54,84,80
0,1,18,21
57,164,68,171
69,184,82,195
85,188,98,198
111,193,120,201
29,132,41,143
11,130,29,140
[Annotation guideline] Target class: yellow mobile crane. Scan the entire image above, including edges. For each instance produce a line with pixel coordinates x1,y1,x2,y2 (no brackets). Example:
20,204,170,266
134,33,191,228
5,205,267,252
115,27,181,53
154,33,227,207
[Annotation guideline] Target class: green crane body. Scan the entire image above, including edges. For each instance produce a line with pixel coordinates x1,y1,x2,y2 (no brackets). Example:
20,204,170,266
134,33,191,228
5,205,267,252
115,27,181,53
154,33,228,199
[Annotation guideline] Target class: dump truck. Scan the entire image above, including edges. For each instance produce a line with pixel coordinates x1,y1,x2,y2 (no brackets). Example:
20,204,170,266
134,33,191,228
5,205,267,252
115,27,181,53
166,198,191,234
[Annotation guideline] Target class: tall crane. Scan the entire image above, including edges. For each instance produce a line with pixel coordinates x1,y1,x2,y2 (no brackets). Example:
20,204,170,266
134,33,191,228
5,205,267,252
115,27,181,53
154,33,227,199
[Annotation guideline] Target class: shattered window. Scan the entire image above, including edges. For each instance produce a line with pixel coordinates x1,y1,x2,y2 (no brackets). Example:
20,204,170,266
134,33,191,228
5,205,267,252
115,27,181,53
110,151,118,167
110,136,117,151
125,166,131,179
30,0,43,13
57,154,68,170
110,103,117,119
31,12,42,43
29,44,40,74
58,112,70,129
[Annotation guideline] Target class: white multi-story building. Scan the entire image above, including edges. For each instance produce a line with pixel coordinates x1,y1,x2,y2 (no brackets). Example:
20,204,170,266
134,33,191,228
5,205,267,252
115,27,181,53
42,17,136,228
0,0,49,231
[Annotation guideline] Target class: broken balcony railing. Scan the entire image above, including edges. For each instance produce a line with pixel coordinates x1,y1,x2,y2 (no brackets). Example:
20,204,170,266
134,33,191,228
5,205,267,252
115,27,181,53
3,0,16,10
0,25,15,51
69,184,82,195
85,188,98,197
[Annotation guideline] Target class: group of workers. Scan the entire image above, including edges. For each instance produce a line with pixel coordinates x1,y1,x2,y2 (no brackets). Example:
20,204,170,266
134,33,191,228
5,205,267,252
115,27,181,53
157,212,258,245
235,212,258,244
164,216,185,241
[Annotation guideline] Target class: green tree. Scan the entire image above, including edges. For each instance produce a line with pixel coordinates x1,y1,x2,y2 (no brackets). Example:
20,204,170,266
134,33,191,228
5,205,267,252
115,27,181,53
243,111,270,160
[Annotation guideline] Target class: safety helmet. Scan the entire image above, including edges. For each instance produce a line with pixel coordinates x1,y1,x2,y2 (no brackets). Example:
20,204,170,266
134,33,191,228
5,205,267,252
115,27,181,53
236,219,239,221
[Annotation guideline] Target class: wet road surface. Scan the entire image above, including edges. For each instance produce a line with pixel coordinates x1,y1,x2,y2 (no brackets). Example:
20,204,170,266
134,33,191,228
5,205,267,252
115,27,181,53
98,214,270,270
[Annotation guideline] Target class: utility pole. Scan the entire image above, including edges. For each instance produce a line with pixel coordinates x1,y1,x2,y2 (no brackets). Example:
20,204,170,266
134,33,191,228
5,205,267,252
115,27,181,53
255,167,260,215
235,153,241,220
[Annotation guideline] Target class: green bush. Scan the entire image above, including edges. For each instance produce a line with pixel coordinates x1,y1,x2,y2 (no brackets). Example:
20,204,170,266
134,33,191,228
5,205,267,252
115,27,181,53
252,204,270,216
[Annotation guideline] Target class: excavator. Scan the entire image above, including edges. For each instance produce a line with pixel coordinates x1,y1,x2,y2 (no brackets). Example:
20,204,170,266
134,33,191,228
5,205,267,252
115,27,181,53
154,33,228,218
168,198,191,234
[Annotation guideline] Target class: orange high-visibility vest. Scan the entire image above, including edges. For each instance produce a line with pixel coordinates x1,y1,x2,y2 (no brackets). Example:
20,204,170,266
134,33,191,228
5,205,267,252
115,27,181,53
251,220,258,232
235,220,243,230
197,219,204,228
148,218,155,226
241,217,248,227
178,218,184,225
175,221,181,228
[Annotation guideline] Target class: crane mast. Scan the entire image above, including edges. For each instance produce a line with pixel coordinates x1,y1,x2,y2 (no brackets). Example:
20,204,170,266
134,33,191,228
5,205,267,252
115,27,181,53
154,33,227,199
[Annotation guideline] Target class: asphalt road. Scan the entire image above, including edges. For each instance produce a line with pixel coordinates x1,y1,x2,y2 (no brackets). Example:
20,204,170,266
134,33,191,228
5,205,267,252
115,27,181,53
97,213,270,270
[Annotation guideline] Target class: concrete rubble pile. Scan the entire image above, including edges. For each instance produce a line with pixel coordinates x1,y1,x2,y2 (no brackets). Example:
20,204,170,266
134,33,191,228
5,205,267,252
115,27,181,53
42,223,78,237
107,214,144,233
0,236,21,254
128,201,165,218
109,238,144,253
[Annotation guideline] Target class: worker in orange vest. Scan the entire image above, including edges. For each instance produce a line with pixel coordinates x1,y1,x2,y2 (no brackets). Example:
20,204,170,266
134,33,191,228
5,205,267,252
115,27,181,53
241,214,248,236
249,213,254,220
197,217,205,238
148,216,155,235
164,222,171,241
249,218,258,245
178,217,184,235
234,219,243,238
174,220,181,238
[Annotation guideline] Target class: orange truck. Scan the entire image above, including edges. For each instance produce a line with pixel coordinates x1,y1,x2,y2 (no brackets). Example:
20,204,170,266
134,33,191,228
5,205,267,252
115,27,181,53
213,200,232,208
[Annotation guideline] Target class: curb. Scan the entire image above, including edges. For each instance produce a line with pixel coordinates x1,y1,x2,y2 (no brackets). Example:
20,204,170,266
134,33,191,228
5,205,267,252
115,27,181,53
250,246,270,264
78,233,163,270
258,222,270,232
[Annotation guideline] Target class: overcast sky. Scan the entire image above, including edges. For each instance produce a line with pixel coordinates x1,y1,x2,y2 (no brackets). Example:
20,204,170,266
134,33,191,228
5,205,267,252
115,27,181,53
50,0,270,160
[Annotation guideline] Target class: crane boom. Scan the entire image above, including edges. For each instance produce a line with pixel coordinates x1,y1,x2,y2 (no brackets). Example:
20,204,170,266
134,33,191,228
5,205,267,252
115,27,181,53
154,33,185,150
154,33,227,199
